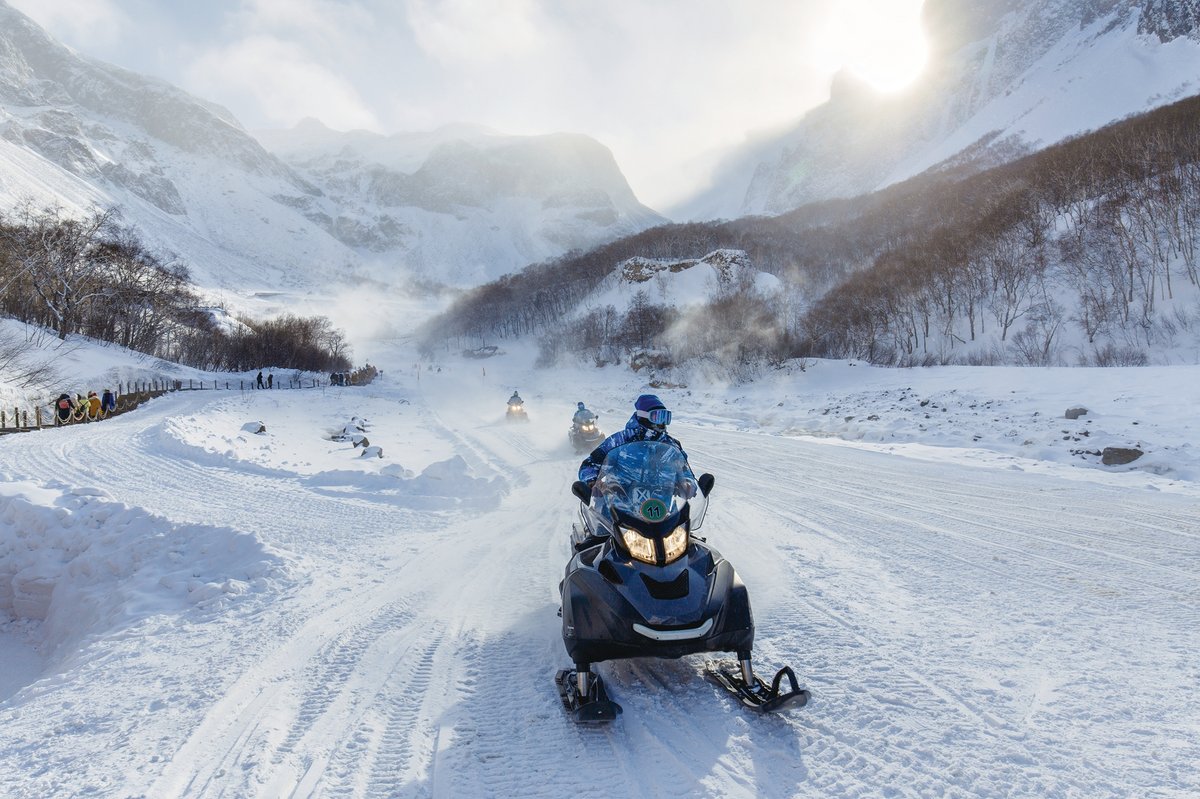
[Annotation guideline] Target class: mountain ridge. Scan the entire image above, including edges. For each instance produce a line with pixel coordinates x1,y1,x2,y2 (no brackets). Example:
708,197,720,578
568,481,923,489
674,0,1200,221
0,0,664,302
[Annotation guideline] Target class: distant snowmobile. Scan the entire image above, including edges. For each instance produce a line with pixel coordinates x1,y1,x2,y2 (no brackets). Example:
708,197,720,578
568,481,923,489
506,392,528,423
568,411,603,453
555,440,810,722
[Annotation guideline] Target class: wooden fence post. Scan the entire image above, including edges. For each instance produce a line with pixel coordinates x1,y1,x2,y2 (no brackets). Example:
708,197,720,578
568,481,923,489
1,409,6,429
35,407,42,428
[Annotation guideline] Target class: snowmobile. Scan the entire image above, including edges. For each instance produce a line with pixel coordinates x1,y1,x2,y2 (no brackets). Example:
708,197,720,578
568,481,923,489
568,412,604,453
506,399,528,423
556,440,810,722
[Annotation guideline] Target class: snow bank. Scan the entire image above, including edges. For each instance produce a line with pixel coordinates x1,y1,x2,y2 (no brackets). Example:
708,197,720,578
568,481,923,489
0,479,286,665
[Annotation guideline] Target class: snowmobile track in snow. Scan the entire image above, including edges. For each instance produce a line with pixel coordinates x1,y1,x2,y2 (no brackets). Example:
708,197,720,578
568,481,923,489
3,384,1198,798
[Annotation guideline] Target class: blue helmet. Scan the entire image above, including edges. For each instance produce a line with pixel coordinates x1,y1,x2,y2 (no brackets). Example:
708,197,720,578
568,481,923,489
633,394,671,429
635,394,663,412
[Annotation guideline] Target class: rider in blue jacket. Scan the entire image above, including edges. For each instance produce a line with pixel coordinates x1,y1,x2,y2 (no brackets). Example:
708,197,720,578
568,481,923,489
577,394,686,485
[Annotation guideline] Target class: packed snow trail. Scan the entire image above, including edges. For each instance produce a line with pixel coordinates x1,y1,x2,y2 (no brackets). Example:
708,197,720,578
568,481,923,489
0,368,1197,798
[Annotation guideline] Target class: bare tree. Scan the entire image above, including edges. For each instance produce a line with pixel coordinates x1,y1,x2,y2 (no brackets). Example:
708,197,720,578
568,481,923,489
3,204,123,339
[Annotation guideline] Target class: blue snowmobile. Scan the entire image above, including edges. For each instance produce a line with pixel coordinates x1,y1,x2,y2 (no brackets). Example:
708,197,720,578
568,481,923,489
556,440,810,722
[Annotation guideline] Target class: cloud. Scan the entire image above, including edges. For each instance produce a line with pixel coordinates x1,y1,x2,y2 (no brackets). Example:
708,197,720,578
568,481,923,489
228,0,378,53
7,0,127,49
403,0,550,64
184,36,380,131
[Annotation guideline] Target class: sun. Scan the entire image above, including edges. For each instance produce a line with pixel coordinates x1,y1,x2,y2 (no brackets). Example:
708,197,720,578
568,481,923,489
813,0,929,94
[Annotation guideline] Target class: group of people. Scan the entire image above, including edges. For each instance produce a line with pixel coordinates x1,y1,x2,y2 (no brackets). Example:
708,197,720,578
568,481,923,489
330,371,353,386
54,389,118,425
255,371,274,389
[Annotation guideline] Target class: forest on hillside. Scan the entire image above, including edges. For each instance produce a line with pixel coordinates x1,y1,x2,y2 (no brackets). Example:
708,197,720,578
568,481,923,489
0,204,352,375
421,93,1200,371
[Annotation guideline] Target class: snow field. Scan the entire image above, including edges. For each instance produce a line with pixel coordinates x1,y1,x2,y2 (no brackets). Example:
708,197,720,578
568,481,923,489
0,338,1197,797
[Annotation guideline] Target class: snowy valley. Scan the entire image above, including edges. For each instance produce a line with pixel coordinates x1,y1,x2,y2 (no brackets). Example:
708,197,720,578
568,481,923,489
2,0,1200,796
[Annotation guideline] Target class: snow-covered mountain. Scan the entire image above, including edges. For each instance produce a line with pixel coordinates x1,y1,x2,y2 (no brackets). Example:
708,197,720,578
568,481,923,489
677,0,1200,220
0,0,662,298
256,119,665,287
0,0,352,294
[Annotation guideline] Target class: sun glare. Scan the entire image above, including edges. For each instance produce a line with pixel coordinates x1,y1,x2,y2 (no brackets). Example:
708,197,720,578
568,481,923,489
813,0,928,94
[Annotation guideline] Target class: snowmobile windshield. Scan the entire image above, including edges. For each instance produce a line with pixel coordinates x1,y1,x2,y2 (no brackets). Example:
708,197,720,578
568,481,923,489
589,441,697,535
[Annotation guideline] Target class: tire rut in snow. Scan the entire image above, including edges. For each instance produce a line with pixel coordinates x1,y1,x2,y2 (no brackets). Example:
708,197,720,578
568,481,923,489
308,629,448,799
272,599,419,763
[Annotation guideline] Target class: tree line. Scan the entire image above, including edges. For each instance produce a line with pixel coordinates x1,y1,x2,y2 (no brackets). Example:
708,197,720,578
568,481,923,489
421,92,1200,369
0,203,352,373
801,93,1200,365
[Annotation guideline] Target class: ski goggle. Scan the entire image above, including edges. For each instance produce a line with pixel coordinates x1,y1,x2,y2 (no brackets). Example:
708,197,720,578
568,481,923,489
636,408,672,426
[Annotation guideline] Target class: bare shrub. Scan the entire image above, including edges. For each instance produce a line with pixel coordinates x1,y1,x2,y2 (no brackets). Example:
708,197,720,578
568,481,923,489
1083,344,1150,366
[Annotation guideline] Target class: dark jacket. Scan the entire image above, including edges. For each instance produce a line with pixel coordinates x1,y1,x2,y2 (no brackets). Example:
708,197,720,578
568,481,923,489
577,413,686,484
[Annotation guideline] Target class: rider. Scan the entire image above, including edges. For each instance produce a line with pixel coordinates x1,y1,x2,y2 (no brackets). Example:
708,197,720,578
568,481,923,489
578,394,686,487
508,390,523,407
572,401,594,426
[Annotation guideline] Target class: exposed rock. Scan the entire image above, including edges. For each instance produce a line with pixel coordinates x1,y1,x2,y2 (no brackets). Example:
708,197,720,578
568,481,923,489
1065,407,1089,420
361,445,383,458
1101,446,1143,465
1139,0,1200,42
241,421,266,434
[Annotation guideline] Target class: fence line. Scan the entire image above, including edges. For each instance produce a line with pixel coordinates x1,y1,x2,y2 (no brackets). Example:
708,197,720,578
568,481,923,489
0,371,374,435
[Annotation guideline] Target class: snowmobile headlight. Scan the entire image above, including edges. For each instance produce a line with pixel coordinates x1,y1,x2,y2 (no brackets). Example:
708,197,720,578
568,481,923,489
620,527,657,564
662,524,689,563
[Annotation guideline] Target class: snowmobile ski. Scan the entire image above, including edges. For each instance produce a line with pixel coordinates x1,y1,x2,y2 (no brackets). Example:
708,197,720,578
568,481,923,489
705,661,811,713
555,669,622,723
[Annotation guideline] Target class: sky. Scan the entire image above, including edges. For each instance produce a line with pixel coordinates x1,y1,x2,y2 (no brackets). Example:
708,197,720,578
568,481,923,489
7,0,928,212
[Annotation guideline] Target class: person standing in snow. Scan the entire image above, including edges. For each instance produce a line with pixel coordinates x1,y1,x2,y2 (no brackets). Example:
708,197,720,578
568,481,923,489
267,373,274,389
54,393,73,425
577,394,686,487
257,370,264,389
